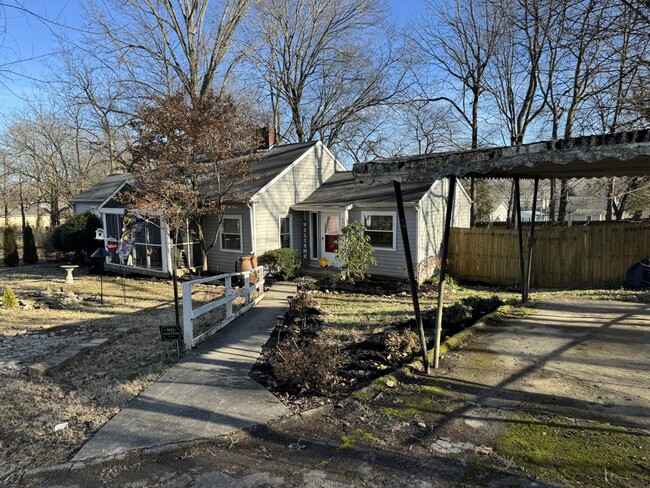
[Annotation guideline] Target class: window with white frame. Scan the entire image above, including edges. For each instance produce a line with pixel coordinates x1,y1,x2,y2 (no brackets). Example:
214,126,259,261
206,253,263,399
279,215,292,248
221,216,242,252
361,211,396,251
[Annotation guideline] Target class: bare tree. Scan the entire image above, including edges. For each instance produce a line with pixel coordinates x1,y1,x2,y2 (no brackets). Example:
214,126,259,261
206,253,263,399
126,92,262,270
2,100,107,227
80,0,253,107
52,47,134,173
410,0,502,149
409,0,502,224
247,0,403,148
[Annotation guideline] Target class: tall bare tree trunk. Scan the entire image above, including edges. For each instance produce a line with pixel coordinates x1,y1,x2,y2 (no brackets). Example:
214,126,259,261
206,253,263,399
549,179,556,221
557,179,569,222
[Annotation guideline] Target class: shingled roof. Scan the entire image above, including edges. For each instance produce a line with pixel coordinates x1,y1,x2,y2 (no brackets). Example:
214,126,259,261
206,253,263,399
73,141,320,206
221,141,318,199
294,171,434,208
70,173,133,204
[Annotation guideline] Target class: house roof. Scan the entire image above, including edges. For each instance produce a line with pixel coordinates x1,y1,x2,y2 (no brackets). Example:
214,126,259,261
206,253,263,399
566,196,609,214
70,173,132,203
352,129,650,184
293,171,434,209
220,141,319,199
73,141,320,207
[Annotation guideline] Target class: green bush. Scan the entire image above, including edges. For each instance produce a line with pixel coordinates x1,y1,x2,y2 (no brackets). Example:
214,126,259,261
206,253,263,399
2,286,19,308
22,224,38,264
3,227,19,266
335,222,377,284
260,248,301,280
50,212,102,260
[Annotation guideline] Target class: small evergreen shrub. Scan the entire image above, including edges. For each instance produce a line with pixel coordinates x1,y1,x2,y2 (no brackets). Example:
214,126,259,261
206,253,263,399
335,222,377,283
260,248,301,280
22,225,38,264
3,227,19,266
49,212,102,260
2,287,19,308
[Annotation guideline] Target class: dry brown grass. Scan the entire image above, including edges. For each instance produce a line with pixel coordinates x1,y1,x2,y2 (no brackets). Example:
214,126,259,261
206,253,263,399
0,263,180,483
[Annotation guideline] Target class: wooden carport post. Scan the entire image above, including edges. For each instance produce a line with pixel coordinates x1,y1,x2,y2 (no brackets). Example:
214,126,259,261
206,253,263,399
524,178,539,302
393,181,430,374
433,176,457,369
514,178,527,303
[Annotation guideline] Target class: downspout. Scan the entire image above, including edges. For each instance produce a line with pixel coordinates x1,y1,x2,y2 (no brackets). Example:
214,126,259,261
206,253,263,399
247,201,257,256
343,204,352,227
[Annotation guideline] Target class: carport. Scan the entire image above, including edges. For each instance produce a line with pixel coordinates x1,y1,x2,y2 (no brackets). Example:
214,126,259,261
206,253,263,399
352,129,650,372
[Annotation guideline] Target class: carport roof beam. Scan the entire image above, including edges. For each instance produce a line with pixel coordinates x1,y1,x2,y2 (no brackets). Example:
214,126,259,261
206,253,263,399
352,129,650,184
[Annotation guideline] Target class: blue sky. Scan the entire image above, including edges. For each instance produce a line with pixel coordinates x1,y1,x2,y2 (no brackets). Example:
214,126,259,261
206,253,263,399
0,0,425,118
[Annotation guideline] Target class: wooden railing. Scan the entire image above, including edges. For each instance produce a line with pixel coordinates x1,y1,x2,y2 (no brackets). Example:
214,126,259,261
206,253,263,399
448,223,650,289
181,266,265,350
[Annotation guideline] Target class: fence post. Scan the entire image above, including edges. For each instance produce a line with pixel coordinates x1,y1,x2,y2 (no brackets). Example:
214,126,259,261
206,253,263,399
225,276,233,318
182,281,193,351
244,272,251,305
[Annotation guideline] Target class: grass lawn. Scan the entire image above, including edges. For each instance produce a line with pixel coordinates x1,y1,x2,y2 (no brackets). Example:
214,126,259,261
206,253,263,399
0,263,179,482
2,262,648,484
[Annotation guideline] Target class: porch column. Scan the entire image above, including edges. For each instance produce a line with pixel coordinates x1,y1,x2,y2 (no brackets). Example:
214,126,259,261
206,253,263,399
433,176,456,369
393,180,429,375
514,177,526,302
524,178,539,302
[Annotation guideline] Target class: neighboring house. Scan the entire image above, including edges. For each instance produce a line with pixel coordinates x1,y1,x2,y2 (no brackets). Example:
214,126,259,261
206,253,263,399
490,200,509,222
72,141,471,281
565,196,608,222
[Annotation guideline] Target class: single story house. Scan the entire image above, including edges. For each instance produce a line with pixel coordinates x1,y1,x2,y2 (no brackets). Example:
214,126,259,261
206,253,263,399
72,141,471,281
292,171,470,280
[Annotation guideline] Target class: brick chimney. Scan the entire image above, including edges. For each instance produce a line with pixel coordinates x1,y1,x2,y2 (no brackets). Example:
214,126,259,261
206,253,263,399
257,126,275,150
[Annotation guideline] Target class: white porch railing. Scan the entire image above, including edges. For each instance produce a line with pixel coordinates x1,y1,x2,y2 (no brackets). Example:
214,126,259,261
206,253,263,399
181,266,265,350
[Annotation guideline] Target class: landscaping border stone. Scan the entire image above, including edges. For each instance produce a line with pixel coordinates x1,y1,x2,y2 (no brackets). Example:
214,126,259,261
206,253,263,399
27,327,132,377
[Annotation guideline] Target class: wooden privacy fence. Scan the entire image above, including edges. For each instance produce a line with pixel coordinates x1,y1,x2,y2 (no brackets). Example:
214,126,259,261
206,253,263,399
448,223,650,289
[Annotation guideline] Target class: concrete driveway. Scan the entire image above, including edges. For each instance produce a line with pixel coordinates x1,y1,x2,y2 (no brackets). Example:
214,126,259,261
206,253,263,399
434,298,649,434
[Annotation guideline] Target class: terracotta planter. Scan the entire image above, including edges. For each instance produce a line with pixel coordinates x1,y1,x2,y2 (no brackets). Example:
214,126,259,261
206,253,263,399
240,255,253,272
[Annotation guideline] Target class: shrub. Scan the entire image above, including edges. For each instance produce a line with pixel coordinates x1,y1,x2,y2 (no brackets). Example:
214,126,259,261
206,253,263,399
260,248,301,280
272,338,338,394
22,225,38,264
3,227,19,266
49,212,102,261
335,222,377,284
2,287,19,308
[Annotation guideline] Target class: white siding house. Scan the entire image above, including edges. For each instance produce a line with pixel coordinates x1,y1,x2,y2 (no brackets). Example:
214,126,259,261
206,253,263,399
72,141,471,281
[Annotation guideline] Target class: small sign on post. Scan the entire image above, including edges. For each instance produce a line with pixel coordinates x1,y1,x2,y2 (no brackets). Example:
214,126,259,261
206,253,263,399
159,325,182,357
159,325,182,341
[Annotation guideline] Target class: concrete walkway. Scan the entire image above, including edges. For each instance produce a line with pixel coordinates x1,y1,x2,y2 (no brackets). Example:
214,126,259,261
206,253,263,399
73,282,295,461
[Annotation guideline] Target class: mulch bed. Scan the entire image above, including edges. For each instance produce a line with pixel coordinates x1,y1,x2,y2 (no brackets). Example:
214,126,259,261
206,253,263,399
250,279,502,411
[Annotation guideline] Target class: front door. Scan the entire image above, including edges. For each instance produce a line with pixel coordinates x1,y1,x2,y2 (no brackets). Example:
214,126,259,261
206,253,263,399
321,212,341,264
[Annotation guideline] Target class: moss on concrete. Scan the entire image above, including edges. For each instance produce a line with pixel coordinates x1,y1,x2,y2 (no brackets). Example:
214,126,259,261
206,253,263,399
497,412,650,487
338,428,378,450
377,381,464,419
